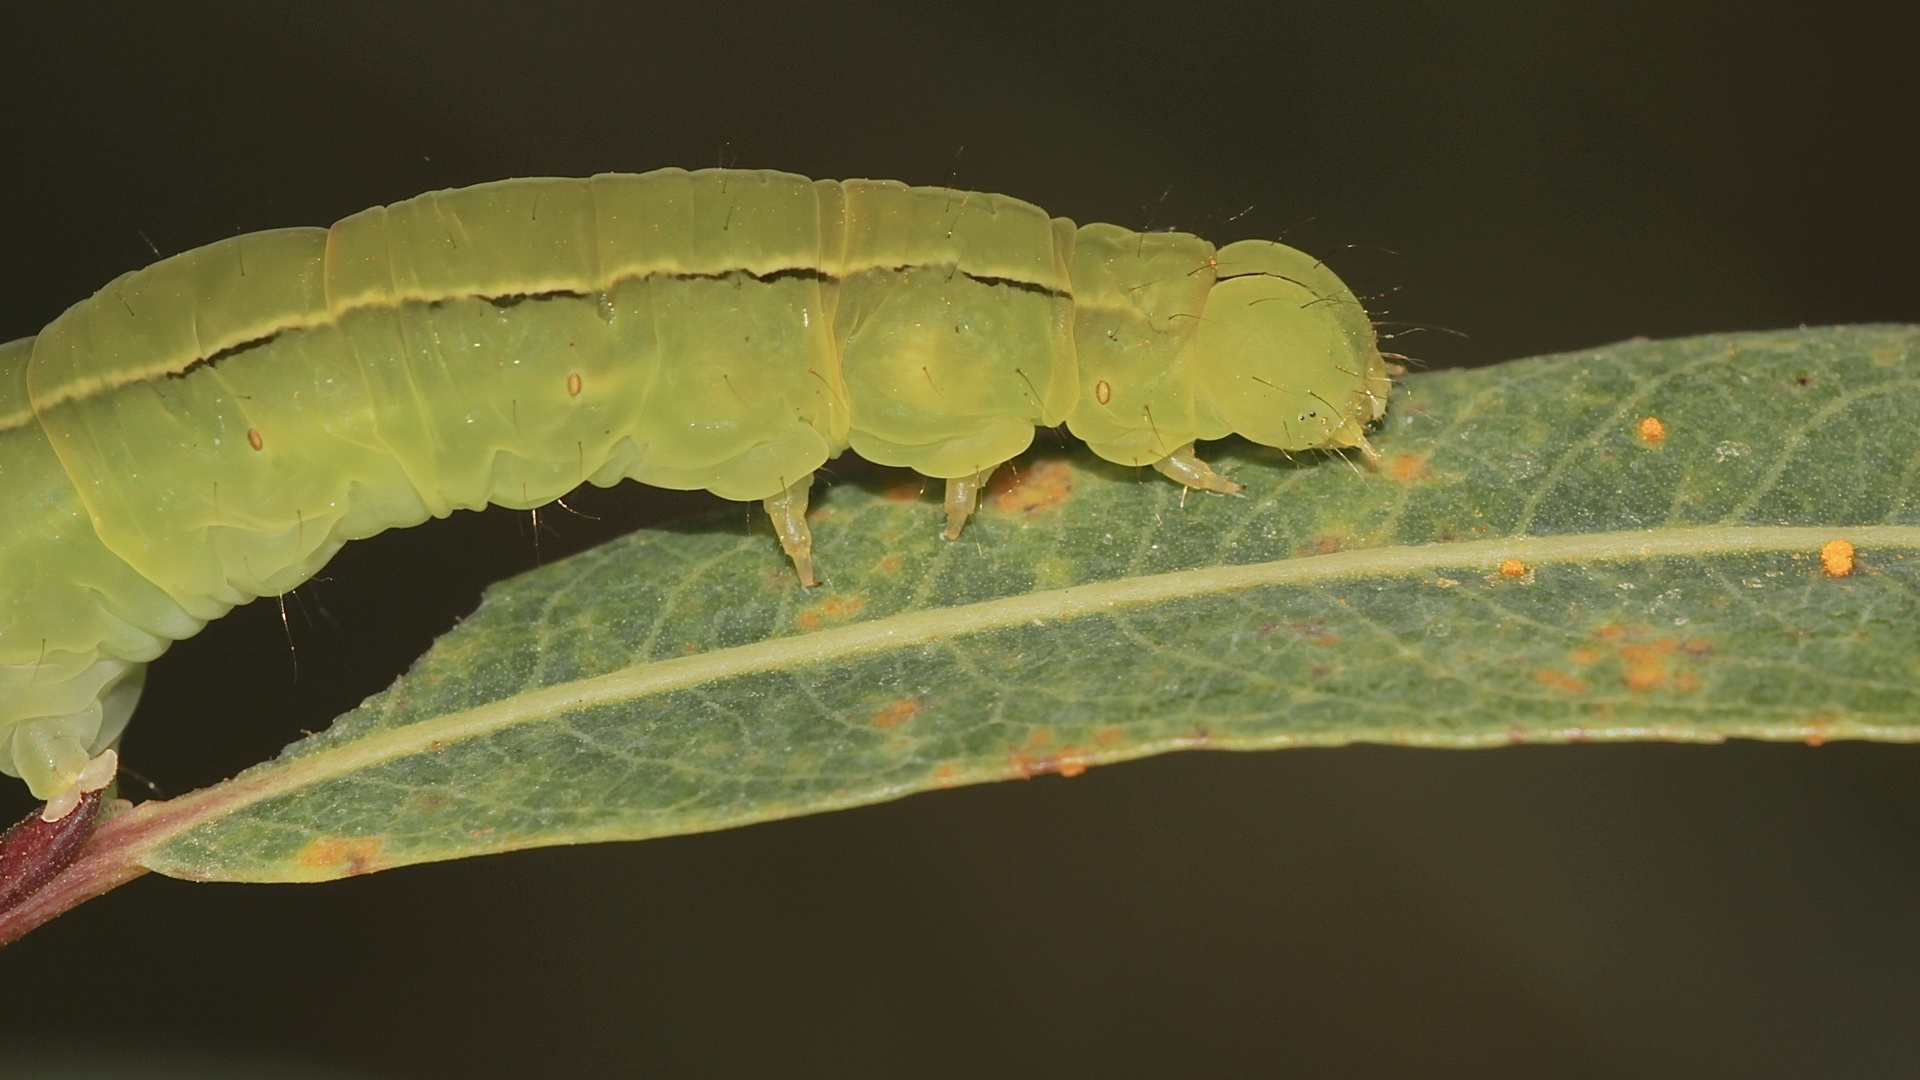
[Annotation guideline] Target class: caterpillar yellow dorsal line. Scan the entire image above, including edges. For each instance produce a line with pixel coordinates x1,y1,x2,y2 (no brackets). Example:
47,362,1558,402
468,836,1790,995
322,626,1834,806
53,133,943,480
0,168,1389,814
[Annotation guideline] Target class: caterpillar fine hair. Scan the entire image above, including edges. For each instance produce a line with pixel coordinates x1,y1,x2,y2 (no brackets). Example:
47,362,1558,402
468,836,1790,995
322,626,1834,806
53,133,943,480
0,168,1390,816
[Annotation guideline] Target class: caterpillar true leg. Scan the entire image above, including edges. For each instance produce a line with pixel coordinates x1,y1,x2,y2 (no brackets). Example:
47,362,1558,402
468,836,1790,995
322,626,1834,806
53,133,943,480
762,475,819,587
942,467,998,540
1151,443,1243,495
1352,434,1383,467
40,748,117,823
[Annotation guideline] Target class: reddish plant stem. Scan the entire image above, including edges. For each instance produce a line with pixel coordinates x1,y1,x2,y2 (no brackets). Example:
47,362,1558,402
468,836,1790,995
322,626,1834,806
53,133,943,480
0,792,105,913
0,798,168,946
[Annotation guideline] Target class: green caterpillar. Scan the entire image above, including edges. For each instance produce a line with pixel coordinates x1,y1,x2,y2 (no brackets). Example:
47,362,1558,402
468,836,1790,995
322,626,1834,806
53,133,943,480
0,167,1389,817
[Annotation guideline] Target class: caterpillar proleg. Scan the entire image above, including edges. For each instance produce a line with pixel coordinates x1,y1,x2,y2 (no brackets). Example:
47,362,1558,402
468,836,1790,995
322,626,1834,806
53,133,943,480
0,168,1388,813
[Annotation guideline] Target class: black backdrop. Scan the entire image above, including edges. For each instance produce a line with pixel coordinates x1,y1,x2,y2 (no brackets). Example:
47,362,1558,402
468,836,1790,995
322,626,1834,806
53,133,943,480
2,3,1919,1077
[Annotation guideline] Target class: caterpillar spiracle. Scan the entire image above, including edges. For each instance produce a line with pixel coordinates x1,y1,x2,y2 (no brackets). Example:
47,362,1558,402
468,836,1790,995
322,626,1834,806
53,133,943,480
0,167,1389,819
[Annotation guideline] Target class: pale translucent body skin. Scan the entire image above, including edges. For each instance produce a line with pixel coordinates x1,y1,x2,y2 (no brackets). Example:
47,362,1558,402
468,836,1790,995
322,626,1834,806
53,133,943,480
0,168,1388,809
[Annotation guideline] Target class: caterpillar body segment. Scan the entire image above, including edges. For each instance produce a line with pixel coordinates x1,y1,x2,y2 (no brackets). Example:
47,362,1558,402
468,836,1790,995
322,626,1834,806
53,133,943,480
0,168,1388,810
1193,239,1391,460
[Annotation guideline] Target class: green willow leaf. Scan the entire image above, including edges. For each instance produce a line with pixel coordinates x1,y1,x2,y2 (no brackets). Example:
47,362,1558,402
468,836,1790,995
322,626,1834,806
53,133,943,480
12,325,1919,929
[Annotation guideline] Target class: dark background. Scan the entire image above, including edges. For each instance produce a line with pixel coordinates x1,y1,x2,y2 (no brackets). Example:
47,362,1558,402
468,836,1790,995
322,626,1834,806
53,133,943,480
3,2,1919,1077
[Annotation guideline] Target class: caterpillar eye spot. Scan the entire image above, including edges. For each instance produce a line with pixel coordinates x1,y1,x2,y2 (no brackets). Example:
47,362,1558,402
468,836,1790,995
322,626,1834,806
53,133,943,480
0,167,1389,806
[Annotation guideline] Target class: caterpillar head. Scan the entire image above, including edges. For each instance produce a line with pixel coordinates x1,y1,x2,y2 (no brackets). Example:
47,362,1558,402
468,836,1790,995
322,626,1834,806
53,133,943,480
1191,240,1389,454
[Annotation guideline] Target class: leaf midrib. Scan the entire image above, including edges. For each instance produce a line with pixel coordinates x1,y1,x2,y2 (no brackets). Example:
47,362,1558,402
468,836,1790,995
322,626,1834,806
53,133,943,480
121,522,1918,845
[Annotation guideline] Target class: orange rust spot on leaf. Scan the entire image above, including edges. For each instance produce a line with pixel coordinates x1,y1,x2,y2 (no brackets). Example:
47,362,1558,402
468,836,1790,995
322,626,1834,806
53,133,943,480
296,837,384,876
1620,634,1681,684
796,595,864,631
1532,668,1587,693
1621,667,1664,691
882,482,924,502
876,554,902,574
871,698,922,729
1637,415,1666,446
1578,625,1712,695
1802,710,1844,746
1386,451,1431,483
1008,747,1089,779
1620,648,1668,691
1093,726,1125,746
1821,538,1855,577
1024,728,1053,749
1624,638,1679,659
1302,534,1345,556
989,459,1074,518
1499,558,1528,578
933,764,960,787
